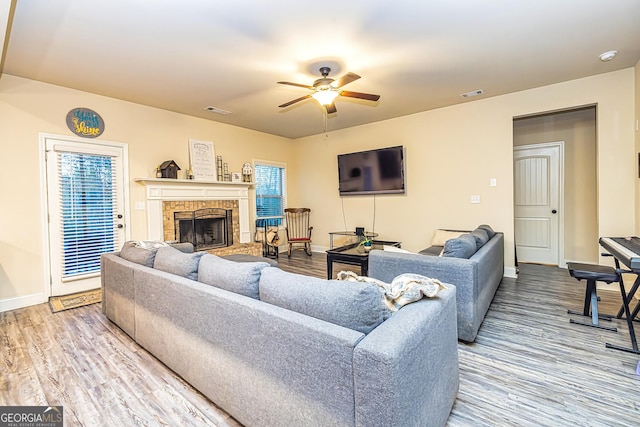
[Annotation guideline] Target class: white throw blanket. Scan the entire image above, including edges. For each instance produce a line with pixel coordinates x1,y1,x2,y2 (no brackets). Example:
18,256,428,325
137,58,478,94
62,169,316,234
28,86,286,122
337,270,447,312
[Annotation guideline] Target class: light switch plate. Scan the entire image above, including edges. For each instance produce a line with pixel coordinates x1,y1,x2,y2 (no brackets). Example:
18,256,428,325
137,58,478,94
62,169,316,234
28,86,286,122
490,178,497,187
471,195,480,204
135,202,145,210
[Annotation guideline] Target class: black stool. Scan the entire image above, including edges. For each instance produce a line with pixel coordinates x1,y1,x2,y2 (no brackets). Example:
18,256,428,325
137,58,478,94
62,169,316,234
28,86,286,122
567,262,618,332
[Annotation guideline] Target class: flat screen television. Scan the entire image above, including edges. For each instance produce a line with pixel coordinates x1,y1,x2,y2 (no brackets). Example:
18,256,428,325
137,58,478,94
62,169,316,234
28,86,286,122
337,145,405,196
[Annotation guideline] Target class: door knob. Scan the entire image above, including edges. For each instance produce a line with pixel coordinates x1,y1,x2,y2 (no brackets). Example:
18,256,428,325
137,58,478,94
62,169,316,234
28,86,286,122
117,214,123,219
551,209,557,214
117,224,124,229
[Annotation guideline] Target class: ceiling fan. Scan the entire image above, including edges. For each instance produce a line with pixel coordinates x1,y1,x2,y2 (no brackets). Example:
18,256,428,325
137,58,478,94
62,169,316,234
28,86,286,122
277,67,380,114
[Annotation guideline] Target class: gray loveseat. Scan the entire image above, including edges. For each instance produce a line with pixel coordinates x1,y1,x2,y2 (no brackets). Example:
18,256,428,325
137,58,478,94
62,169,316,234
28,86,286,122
101,242,459,427
369,228,504,342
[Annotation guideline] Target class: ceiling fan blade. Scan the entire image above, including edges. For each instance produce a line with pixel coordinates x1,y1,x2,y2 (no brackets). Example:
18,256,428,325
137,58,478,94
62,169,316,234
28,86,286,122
333,72,361,88
340,90,380,102
277,81,314,89
278,94,312,108
325,103,337,114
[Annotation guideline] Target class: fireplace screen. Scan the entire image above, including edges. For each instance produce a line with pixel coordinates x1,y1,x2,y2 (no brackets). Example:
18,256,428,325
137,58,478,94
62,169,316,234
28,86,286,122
174,208,233,251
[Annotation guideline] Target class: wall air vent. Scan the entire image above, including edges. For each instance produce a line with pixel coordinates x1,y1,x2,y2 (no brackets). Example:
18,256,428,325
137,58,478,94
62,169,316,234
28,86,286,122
460,89,484,98
204,106,232,115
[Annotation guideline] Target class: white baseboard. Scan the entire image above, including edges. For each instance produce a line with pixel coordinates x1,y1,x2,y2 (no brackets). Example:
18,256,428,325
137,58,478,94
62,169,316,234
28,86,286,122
0,293,48,313
504,266,518,279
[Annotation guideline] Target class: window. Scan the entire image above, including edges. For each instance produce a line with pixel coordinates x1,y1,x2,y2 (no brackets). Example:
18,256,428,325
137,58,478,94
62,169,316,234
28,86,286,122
255,162,286,225
59,151,118,277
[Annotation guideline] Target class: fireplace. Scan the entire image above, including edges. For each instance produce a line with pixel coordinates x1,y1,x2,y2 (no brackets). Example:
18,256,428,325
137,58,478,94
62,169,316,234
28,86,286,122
174,208,233,251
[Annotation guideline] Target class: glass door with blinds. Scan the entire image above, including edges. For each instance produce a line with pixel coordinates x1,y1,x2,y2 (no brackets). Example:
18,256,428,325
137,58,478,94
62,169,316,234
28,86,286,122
45,137,128,296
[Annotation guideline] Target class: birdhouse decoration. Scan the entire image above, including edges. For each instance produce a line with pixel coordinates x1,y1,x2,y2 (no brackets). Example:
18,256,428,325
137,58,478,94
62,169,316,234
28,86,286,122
159,160,181,179
242,162,253,183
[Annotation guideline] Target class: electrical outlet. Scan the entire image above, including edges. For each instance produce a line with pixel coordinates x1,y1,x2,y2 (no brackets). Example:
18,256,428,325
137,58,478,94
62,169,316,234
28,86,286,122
490,178,497,187
470,195,481,204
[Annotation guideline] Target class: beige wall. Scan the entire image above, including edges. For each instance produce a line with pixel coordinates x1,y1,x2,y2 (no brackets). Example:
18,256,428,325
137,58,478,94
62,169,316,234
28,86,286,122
513,107,597,263
0,74,293,309
636,59,640,235
292,68,636,277
0,67,636,310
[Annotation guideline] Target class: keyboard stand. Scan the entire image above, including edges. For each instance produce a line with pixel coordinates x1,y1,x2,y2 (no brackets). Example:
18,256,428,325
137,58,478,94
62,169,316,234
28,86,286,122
605,258,640,354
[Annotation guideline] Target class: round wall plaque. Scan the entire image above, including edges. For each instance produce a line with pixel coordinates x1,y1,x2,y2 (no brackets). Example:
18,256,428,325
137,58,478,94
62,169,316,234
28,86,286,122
66,108,105,138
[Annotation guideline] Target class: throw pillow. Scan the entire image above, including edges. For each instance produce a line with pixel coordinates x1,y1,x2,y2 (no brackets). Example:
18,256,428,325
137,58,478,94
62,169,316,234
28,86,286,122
153,245,205,281
198,254,270,299
119,240,169,267
383,245,415,254
470,228,489,249
259,267,391,335
431,229,467,247
442,233,477,258
477,224,496,239
170,242,195,253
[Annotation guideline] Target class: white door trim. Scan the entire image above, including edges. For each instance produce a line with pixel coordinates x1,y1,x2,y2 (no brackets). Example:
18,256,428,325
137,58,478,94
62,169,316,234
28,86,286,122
39,132,131,299
514,141,565,268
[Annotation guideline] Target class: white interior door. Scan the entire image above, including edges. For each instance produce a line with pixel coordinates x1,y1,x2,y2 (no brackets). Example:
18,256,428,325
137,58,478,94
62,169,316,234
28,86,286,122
45,137,128,296
514,143,562,265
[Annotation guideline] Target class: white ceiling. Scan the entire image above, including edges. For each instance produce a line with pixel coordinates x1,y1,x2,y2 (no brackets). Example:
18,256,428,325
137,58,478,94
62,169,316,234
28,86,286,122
2,0,640,139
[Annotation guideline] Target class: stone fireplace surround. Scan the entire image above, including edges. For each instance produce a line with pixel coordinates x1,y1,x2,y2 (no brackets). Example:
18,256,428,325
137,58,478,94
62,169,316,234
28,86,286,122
135,178,260,255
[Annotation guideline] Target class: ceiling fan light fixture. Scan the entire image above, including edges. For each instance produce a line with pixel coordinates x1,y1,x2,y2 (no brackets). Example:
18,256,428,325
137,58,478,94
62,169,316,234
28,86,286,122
312,89,339,105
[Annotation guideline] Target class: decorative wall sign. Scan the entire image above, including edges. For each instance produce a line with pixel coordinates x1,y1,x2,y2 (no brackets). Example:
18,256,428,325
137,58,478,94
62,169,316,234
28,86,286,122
66,108,105,138
188,139,216,180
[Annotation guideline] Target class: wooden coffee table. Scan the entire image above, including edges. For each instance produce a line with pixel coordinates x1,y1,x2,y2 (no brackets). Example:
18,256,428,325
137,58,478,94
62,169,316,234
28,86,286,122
326,240,401,279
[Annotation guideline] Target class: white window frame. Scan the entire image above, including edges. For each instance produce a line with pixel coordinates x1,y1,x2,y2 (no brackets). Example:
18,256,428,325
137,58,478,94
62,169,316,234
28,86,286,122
253,159,287,225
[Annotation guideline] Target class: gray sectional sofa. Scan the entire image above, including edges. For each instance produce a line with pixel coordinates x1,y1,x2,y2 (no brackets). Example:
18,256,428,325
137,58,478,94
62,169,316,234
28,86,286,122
369,227,504,342
101,242,459,427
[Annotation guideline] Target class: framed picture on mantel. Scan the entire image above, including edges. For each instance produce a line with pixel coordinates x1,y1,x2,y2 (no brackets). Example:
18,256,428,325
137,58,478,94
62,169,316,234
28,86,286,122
188,139,216,180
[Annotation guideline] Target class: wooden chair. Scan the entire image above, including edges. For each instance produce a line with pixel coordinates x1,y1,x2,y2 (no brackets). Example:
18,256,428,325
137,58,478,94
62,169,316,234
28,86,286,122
284,208,313,257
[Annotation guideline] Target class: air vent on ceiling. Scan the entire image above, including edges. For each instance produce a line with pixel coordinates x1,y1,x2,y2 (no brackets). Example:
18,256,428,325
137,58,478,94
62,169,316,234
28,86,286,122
204,106,232,115
460,89,484,98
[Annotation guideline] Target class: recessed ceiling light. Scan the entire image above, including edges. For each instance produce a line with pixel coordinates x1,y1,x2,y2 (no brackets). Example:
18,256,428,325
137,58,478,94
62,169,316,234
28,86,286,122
599,50,618,62
204,106,232,115
460,89,484,98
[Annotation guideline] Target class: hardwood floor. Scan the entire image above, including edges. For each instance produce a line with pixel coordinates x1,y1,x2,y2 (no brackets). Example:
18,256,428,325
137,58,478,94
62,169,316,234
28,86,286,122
1,252,639,426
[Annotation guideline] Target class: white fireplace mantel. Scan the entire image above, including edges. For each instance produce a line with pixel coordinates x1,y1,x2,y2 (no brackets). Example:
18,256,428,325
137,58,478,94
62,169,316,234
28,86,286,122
135,178,254,243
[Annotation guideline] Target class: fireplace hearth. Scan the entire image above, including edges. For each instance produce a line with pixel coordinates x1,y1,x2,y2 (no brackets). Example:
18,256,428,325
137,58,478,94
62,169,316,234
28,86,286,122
174,208,233,251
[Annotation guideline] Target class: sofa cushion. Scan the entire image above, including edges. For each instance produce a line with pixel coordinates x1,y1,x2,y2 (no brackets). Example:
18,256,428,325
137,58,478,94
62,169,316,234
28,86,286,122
198,254,270,299
470,228,489,249
431,229,467,246
222,254,279,267
170,242,195,253
382,245,415,254
259,267,391,334
477,224,496,239
442,233,477,258
120,240,168,267
153,245,205,280
419,246,444,256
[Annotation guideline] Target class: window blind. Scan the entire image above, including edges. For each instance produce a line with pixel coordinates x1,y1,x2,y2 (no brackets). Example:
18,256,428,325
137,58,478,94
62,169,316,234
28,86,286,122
57,151,120,279
255,163,286,225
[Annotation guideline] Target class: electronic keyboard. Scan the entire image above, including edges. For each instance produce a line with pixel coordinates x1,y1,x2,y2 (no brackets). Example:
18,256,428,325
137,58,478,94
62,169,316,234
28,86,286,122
599,237,640,271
